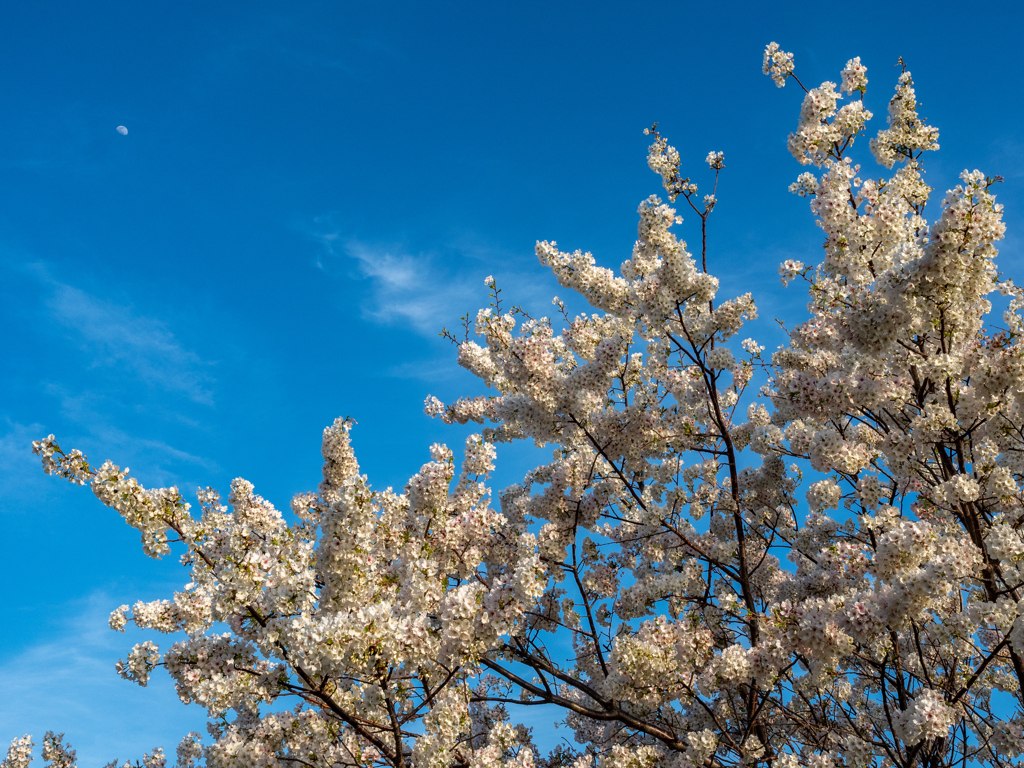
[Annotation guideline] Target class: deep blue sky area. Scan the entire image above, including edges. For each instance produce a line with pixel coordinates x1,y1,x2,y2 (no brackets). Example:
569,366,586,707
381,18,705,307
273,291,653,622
3,1,1024,762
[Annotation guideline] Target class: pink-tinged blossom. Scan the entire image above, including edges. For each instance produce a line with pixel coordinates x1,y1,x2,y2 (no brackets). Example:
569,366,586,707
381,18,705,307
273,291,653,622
0,736,34,768
762,42,794,87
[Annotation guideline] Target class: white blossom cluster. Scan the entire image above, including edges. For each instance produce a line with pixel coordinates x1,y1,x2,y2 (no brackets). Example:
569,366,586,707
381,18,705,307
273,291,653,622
12,41,1024,768
1,736,34,768
762,42,794,87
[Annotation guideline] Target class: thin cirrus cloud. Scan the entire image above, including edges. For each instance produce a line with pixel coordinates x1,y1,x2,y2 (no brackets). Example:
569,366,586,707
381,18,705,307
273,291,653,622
0,412,217,509
0,419,50,504
0,592,208,766
343,240,476,333
306,221,477,336
43,384,219,474
46,284,215,405
304,218,563,342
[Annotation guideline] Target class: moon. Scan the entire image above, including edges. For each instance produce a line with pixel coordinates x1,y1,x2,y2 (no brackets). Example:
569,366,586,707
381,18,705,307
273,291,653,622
116,125,128,135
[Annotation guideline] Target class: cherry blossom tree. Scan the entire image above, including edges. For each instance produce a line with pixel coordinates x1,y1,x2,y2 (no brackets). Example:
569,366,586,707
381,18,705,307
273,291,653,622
8,42,1024,768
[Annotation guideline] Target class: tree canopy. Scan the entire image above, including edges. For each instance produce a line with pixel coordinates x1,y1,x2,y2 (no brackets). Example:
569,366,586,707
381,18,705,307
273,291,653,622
8,42,1024,768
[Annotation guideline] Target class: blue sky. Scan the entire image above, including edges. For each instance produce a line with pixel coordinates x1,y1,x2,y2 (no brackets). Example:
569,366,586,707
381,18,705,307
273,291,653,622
2,0,1024,762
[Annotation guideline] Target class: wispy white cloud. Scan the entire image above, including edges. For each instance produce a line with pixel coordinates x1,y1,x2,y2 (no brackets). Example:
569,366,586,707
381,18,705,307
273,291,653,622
304,219,480,335
0,410,218,512
0,420,50,503
343,241,478,333
0,593,208,765
303,215,566,342
38,384,220,487
0,594,565,765
386,356,464,382
46,284,215,405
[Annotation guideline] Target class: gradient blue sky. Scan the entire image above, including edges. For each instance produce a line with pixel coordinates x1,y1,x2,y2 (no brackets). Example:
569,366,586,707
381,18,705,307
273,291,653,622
3,1,1024,762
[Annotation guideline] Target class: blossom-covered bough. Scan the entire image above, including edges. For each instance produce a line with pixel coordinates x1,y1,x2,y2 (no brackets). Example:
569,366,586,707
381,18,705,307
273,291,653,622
8,42,1024,768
